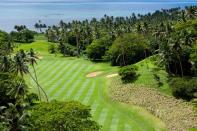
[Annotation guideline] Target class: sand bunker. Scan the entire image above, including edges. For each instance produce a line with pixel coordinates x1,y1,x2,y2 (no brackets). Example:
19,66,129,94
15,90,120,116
37,56,43,60
86,71,103,78
38,56,43,60
106,73,118,78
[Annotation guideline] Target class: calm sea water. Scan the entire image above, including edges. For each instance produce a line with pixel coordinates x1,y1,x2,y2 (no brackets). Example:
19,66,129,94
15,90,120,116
0,2,196,32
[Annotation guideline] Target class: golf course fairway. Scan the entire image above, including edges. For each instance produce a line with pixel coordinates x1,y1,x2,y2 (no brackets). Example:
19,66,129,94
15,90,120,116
16,40,167,131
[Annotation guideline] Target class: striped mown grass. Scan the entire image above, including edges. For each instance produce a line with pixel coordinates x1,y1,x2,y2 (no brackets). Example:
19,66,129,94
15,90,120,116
17,41,167,131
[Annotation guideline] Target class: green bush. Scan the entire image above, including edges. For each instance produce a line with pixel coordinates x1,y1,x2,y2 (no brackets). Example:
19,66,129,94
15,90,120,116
169,77,197,101
86,36,112,61
58,43,77,56
29,101,100,131
107,33,149,66
10,29,35,43
119,65,138,83
48,44,57,54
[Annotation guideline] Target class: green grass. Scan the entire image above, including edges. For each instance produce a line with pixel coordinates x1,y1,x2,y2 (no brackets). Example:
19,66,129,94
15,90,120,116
134,57,172,95
16,40,167,131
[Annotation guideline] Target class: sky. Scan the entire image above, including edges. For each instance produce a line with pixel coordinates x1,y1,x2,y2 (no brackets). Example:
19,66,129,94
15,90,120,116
1,0,197,2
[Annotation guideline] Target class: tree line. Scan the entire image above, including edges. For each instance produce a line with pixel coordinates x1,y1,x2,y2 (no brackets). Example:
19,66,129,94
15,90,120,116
46,6,197,101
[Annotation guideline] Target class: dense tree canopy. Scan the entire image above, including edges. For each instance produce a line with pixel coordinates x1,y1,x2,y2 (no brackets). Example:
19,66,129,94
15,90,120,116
29,101,100,131
0,30,12,55
107,33,149,66
86,36,112,61
10,26,35,43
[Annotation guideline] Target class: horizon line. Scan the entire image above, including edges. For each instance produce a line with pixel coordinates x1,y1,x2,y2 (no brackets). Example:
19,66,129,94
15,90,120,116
0,1,197,3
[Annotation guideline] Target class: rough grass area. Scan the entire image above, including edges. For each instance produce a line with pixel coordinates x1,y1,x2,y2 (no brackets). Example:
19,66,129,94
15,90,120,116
133,57,172,95
16,41,168,131
109,76,197,131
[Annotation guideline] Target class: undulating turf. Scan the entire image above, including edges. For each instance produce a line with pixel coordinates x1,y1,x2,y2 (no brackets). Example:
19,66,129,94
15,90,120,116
133,57,172,95
16,40,167,131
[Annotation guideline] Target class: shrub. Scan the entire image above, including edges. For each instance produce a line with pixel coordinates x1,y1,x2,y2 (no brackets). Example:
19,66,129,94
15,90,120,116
119,65,138,83
58,43,77,56
10,29,35,43
48,44,57,54
29,101,100,131
169,77,197,101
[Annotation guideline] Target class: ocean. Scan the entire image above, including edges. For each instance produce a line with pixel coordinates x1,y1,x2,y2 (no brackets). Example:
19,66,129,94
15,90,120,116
0,2,196,32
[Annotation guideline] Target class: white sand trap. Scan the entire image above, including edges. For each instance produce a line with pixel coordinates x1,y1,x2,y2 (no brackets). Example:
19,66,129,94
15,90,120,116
37,56,43,60
86,71,103,78
106,73,118,78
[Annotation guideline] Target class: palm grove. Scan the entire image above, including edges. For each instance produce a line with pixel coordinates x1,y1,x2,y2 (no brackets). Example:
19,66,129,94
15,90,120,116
47,6,197,101
0,5,196,130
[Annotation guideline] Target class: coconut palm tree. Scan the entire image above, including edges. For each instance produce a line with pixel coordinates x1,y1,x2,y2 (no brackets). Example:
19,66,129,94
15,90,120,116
14,53,29,77
73,23,82,57
28,48,41,101
0,56,11,72
185,6,197,19
7,77,28,99
28,49,48,102
13,51,48,102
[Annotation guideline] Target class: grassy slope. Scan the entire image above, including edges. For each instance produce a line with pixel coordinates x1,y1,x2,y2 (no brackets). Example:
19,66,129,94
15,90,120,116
15,38,167,131
133,57,172,95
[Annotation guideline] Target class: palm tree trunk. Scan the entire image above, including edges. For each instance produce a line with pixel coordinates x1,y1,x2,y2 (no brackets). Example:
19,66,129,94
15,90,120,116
28,71,49,102
167,61,171,74
116,54,122,66
144,50,149,69
122,54,126,66
178,55,184,77
32,65,41,101
76,35,80,57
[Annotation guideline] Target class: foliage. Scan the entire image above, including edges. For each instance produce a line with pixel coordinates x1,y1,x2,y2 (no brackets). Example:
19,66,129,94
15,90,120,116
154,19,197,77
48,43,58,54
0,73,33,130
86,36,112,61
29,101,100,131
190,41,197,76
169,77,197,101
11,28,35,43
34,20,47,33
119,65,138,83
0,30,12,55
108,33,149,66
58,42,77,56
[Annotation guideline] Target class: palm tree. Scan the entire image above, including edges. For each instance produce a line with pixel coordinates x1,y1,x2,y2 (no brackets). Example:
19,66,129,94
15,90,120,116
14,51,48,102
73,23,82,57
35,20,47,33
28,48,41,101
28,49,48,102
185,6,197,19
7,77,28,100
0,56,11,72
14,25,26,32
14,53,29,77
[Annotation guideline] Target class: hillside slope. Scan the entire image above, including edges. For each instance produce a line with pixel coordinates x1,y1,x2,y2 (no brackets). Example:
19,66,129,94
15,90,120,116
109,58,197,131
